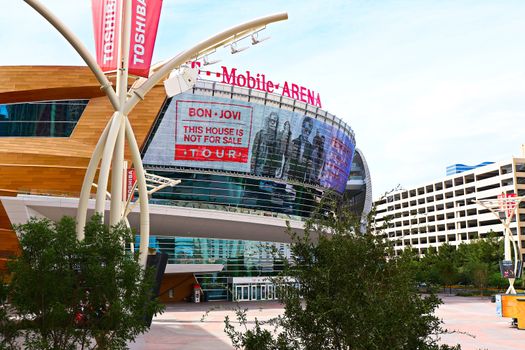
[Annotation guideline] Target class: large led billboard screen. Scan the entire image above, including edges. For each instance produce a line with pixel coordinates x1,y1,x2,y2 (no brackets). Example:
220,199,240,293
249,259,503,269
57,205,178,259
143,93,355,193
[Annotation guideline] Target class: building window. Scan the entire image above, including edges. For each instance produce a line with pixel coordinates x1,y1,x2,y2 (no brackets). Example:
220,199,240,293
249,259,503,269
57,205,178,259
0,100,88,137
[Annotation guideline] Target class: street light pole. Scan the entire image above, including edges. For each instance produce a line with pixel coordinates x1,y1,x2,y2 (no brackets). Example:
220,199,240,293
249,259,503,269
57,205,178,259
23,0,288,268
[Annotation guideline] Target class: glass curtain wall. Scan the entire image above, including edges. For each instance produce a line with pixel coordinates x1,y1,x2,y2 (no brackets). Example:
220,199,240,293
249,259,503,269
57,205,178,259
0,100,88,137
142,235,290,301
146,169,323,219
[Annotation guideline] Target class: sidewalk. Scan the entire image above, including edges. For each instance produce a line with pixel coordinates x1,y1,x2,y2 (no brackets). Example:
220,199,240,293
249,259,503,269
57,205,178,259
129,301,283,350
435,294,525,350
129,297,525,350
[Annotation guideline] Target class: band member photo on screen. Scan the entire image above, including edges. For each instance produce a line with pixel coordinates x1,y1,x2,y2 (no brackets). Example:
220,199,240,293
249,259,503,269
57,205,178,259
289,116,314,182
250,112,281,177
276,120,292,179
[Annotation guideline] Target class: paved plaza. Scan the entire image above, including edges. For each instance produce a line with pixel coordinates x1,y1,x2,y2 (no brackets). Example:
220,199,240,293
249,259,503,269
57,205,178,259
129,295,525,350
435,295,525,350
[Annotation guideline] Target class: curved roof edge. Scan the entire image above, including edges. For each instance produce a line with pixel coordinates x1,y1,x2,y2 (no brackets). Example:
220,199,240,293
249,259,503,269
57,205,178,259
355,148,373,227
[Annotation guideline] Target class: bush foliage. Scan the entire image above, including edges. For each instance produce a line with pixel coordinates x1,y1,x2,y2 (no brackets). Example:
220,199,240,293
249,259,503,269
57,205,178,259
407,232,510,292
224,198,460,350
0,215,163,350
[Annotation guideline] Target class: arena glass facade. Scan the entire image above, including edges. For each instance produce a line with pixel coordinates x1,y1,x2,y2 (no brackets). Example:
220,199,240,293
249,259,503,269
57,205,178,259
142,235,290,301
0,67,371,302
133,79,364,301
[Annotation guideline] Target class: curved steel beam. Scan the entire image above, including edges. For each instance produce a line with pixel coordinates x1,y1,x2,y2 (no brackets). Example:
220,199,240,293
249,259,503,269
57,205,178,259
75,116,113,239
95,112,124,214
23,0,119,110
125,118,150,267
124,12,288,115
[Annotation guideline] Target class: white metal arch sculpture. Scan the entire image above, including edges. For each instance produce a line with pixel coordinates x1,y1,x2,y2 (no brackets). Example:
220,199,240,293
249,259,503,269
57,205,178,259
23,0,287,267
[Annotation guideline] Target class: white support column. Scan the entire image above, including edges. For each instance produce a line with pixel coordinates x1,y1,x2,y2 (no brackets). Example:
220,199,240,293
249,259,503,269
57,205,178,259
125,118,149,267
75,119,113,239
503,222,517,294
110,119,126,226
109,0,132,227
95,112,123,215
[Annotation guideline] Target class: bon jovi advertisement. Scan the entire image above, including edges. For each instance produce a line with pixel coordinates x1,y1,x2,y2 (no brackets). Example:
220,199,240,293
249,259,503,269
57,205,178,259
143,93,355,193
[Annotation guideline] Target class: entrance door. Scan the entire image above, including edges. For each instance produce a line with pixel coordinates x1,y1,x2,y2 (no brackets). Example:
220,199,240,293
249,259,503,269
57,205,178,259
251,285,258,300
267,285,274,300
261,285,267,300
235,285,250,301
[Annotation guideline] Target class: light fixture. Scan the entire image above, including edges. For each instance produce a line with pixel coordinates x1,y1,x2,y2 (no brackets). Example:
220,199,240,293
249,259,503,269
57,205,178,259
163,65,199,97
230,41,249,54
251,32,270,45
202,55,221,66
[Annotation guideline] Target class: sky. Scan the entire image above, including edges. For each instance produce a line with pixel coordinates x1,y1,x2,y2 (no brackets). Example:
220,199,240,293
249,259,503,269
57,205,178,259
2,0,525,199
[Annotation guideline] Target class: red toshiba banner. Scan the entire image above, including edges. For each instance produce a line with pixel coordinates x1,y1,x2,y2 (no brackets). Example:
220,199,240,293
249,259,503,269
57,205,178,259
92,0,121,73
128,0,163,77
92,0,163,78
126,168,137,201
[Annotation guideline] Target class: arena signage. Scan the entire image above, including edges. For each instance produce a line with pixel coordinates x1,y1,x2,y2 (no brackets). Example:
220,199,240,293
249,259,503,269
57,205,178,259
191,62,323,108
143,93,354,192
174,101,253,163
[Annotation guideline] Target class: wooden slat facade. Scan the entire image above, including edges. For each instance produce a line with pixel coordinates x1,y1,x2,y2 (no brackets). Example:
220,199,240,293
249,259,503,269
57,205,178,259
0,66,166,271
158,273,199,303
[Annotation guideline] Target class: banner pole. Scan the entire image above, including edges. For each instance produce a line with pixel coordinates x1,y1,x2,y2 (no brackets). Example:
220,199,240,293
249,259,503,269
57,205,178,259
109,0,132,227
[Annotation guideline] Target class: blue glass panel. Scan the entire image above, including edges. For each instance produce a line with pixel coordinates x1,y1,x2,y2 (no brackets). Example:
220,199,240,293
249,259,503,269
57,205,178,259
0,100,88,137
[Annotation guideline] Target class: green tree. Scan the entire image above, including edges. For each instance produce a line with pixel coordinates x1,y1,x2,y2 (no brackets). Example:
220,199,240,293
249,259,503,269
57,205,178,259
488,272,506,290
416,247,441,286
455,233,503,288
224,197,460,350
0,215,164,350
466,261,489,294
434,244,459,293
407,232,505,291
